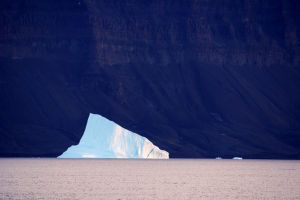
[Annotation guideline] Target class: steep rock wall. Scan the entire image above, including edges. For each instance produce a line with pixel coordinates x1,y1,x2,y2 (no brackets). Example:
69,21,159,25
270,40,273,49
0,0,299,158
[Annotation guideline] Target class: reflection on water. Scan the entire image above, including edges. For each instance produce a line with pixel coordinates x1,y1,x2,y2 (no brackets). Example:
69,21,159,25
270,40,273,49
0,159,300,200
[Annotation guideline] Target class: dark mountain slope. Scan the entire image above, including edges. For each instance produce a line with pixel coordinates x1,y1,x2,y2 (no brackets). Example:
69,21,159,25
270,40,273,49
0,0,299,158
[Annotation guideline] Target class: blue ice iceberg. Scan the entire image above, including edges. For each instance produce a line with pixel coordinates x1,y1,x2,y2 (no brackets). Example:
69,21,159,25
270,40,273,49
232,157,243,160
58,113,169,159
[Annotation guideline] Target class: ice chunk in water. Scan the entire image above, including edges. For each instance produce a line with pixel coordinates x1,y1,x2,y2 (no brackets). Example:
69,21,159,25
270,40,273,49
58,113,169,159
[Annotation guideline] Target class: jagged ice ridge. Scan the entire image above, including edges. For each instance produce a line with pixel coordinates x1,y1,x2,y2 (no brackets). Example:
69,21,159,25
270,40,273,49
58,113,169,159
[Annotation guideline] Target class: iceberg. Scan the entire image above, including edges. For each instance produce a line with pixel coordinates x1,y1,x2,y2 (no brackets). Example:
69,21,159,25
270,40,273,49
58,113,169,159
232,157,243,160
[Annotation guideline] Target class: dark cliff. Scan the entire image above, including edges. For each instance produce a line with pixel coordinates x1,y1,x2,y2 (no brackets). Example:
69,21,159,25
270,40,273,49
0,0,300,158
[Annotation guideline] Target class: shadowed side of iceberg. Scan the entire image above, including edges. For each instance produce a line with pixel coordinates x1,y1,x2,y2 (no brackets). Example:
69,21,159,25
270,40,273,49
58,113,169,159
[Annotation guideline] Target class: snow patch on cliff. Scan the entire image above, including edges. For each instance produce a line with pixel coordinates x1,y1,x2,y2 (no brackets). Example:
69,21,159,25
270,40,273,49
58,113,169,159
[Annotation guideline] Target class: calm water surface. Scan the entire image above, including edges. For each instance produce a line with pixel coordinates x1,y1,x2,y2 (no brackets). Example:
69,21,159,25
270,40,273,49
0,159,300,200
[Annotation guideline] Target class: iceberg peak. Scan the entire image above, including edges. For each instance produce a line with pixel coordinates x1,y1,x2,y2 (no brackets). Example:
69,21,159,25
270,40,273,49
58,113,169,159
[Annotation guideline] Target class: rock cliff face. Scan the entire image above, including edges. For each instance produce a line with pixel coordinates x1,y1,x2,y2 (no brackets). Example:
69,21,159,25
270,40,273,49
0,0,300,158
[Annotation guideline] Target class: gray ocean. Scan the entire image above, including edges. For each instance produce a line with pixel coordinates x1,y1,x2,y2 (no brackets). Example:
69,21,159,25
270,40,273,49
0,159,299,200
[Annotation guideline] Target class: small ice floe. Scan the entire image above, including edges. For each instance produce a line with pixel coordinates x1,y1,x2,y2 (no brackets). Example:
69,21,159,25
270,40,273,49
232,157,243,160
215,157,222,160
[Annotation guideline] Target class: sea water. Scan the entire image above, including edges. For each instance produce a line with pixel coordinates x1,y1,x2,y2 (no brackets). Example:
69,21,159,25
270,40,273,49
0,159,300,199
